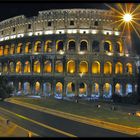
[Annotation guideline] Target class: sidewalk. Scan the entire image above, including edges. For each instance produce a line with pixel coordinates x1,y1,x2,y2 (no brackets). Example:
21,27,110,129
0,116,37,137
6,98,140,136
76,98,140,114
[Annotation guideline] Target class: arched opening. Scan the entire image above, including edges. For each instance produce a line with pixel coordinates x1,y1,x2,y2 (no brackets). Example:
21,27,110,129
115,42,123,53
0,46,3,56
34,41,41,53
16,61,22,73
104,41,112,52
10,44,15,54
67,60,75,74
94,21,98,26
35,81,40,95
4,45,9,55
68,40,76,51
3,63,8,73
115,62,123,74
9,62,15,73
66,82,75,97
79,61,88,74
44,60,52,73
55,82,63,97
103,83,112,98
92,40,100,52
23,82,31,95
43,82,52,96
56,40,64,52
126,84,132,95
80,40,88,51
44,40,52,52
92,61,100,74
115,83,122,95
126,63,132,74
79,82,87,97
8,81,14,87
24,61,31,73
34,60,41,73
17,43,23,54
91,83,100,98
55,60,63,73
25,42,32,53
104,61,112,74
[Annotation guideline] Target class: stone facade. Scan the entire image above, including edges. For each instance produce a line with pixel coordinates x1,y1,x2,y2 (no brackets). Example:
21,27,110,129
0,9,139,99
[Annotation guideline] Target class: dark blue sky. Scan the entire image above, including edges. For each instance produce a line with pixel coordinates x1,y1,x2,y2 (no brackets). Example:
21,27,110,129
0,2,139,54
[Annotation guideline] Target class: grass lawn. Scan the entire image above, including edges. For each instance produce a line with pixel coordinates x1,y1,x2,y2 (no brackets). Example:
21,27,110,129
14,96,140,128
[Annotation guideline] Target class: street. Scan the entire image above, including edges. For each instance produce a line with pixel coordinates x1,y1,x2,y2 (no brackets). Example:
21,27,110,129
0,101,132,137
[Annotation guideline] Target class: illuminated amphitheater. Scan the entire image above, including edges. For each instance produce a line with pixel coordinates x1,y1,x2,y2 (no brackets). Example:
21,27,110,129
0,9,139,99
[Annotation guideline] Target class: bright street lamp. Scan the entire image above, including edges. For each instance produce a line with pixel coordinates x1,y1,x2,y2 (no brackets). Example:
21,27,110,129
123,13,132,22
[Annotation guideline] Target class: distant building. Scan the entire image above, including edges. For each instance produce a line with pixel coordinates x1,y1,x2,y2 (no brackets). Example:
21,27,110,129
0,9,139,99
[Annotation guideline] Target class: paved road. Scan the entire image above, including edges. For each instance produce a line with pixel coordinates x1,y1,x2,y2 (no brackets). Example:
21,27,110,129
0,101,132,137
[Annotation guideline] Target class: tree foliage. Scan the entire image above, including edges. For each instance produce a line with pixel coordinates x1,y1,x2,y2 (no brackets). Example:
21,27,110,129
0,76,14,101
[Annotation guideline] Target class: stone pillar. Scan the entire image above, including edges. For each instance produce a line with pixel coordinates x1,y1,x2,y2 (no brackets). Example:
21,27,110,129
22,42,26,54
53,80,56,97
99,83,104,98
40,57,43,76
100,40,104,54
52,40,56,53
30,82,34,95
112,63,115,75
132,83,135,93
87,82,92,97
76,81,79,97
14,81,18,96
100,61,104,75
112,79,115,96
63,81,66,97
112,42,115,55
32,40,35,54
122,83,126,96
22,81,25,95
40,82,43,96
30,56,34,75
52,57,55,74
22,60,24,74
89,60,92,76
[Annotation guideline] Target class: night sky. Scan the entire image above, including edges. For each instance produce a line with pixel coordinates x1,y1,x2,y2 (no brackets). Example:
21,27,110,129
0,2,139,54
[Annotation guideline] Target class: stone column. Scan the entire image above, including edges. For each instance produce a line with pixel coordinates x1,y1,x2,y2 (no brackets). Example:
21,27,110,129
30,82,34,95
41,40,45,54
122,83,126,96
40,82,43,96
62,81,66,98
87,82,92,97
99,83,104,98
22,60,24,74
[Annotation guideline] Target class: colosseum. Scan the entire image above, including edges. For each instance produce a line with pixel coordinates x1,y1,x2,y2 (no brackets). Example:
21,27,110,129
0,9,139,100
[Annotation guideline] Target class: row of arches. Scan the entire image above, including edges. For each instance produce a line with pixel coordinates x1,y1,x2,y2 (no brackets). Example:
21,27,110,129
0,40,123,55
16,81,136,98
0,60,133,74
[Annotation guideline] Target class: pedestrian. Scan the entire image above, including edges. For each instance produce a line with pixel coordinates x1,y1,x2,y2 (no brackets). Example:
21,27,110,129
28,131,32,137
75,94,78,103
97,104,101,108
6,119,10,125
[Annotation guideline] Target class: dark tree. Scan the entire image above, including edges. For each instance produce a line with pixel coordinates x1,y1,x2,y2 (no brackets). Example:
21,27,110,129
136,66,140,100
0,76,14,101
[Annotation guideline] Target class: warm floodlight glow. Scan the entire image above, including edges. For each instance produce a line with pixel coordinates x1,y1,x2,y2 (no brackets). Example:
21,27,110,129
123,14,132,22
